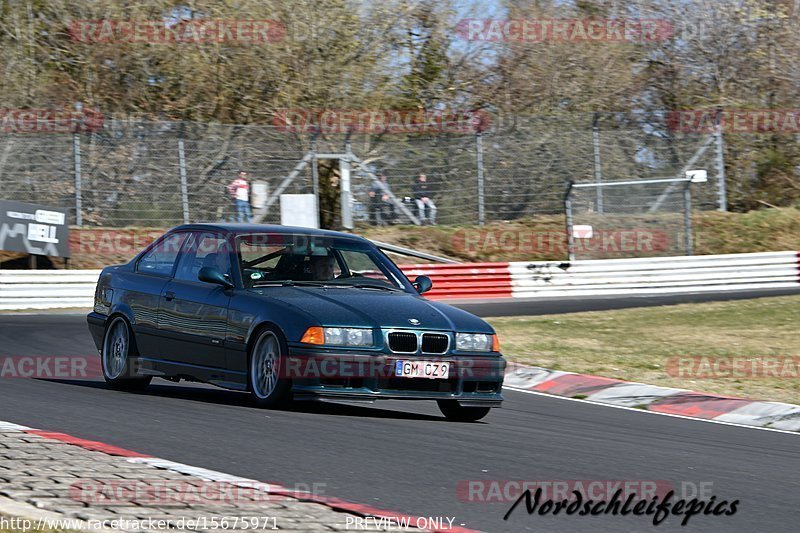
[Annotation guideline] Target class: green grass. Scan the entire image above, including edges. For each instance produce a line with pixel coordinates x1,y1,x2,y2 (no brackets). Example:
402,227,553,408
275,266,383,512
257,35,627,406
487,295,800,404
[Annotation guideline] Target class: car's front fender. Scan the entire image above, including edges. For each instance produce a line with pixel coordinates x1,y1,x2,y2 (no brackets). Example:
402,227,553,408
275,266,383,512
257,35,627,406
224,292,319,374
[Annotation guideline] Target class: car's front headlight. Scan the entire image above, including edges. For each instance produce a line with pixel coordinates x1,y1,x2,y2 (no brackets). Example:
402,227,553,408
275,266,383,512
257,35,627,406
301,327,374,347
455,333,499,352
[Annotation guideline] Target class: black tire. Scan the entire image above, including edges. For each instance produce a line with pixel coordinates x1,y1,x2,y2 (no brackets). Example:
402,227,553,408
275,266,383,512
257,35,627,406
248,326,292,408
101,316,152,391
437,400,491,422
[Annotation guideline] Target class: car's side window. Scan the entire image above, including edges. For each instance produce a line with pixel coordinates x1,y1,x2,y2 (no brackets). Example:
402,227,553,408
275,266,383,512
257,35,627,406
136,232,188,277
175,232,233,282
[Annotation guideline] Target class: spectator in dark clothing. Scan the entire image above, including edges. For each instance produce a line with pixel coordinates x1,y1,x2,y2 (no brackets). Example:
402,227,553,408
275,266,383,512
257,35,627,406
412,173,437,225
369,174,394,225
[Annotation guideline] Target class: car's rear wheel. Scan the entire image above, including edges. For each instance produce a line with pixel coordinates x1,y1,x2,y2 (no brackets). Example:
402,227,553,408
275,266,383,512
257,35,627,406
101,317,152,391
249,327,291,408
437,400,491,422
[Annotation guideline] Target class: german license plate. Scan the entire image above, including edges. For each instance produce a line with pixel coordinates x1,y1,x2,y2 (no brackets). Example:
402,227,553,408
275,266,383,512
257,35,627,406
395,360,450,379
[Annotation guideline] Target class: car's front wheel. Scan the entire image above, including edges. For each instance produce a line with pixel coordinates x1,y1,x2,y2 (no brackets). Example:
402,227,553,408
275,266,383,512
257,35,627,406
249,327,291,408
437,400,491,422
101,317,152,391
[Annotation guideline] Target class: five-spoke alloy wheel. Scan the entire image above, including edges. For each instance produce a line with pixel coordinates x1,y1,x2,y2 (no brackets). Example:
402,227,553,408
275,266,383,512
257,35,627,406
249,327,291,408
101,316,152,391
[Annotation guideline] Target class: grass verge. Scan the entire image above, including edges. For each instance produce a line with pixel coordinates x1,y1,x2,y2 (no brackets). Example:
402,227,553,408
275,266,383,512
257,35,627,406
486,295,800,404
361,207,800,262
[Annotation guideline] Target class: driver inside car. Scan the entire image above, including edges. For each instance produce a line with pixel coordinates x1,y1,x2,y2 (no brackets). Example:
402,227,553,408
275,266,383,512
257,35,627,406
309,254,336,281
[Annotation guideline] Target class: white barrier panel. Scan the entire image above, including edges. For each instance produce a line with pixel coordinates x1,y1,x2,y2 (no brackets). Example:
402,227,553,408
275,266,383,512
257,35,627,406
0,270,100,310
510,251,800,298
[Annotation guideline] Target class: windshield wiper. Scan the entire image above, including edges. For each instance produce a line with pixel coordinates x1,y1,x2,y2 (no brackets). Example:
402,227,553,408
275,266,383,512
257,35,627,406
350,284,403,292
253,280,338,288
253,280,401,291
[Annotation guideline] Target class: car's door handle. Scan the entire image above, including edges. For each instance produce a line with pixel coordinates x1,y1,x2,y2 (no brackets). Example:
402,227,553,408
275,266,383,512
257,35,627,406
164,291,176,301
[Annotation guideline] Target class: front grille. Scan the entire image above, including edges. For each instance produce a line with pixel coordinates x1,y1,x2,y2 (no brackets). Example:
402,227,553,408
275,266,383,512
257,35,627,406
421,333,449,354
388,332,418,353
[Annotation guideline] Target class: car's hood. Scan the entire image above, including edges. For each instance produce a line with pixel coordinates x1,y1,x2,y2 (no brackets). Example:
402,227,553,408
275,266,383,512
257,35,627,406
247,286,492,333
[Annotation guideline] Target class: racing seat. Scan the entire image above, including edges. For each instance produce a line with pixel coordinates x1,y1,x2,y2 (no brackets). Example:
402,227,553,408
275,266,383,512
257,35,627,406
202,253,219,269
202,252,231,280
268,253,308,282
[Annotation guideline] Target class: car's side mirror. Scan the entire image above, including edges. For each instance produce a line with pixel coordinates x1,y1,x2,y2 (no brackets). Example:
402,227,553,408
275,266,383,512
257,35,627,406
198,267,234,289
413,275,433,294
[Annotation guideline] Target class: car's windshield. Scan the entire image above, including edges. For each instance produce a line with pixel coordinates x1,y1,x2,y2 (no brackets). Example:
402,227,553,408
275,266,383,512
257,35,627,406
237,233,406,290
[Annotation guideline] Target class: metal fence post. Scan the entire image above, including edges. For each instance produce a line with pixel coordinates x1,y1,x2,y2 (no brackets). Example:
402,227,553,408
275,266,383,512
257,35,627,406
592,113,604,213
476,131,485,225
714,107,727,211
340,137,353,229
310,133,320,228
72,131,82,226
311,132,319,199
683,181,693,255
177,138,190,224
564,180,575,261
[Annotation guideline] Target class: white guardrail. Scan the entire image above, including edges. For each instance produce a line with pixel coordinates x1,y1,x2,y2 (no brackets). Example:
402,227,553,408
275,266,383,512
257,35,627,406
509,251,800,298
0,270,101,310
0,251,798,310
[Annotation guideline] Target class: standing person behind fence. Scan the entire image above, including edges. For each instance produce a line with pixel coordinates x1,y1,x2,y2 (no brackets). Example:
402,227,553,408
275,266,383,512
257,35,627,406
227,170,252,223
368,180,381,226
369,174,394,225
412,173,437,225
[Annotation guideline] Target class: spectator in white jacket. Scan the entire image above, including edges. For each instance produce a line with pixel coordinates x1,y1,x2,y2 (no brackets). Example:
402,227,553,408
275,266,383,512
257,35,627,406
228,170,252,223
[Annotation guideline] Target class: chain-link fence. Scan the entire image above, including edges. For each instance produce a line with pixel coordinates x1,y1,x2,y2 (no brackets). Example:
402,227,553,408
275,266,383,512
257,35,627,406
0,112,725,230
566,177,697,260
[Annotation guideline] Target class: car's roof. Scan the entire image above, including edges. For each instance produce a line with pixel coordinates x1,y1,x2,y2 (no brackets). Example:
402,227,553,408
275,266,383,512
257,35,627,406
170,223,369,241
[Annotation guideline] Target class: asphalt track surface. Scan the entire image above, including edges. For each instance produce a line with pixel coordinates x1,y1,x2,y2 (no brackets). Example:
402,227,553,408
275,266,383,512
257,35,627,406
1,290,799,532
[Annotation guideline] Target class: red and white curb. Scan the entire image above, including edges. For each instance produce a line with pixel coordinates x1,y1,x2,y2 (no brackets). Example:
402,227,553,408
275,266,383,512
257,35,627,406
0,421,477,533
504,364,800,432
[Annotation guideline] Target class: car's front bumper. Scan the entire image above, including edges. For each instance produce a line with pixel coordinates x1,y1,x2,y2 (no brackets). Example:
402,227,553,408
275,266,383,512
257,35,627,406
285,348,506,406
